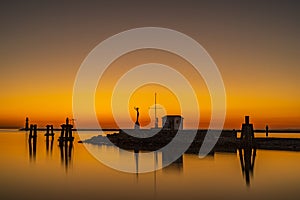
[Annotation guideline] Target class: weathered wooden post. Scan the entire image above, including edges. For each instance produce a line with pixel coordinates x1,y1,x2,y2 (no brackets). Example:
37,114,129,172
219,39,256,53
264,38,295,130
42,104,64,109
59,118,74,169
33,124,37,138
50,125,54,136
239,116,256,186
25,117,29,131
50,125,54,153
45,125,50,136
28,124,37,161
241,116,254,144
29,124,37,139
59,124,65,143
68,127,73,141
45,125,54,152
66,118,74,141
29,124,34,139
266,125,269,137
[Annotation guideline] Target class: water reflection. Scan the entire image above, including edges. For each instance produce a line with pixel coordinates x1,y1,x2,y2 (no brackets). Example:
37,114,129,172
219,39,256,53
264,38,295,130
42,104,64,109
28,135,37,162
162,153,183,173
3,131,300,200
238,147,257,186
26,130,259,187
45,135,54,155
126,144,258,187
132,148,184,174
134,148,139,180
59,140,73,171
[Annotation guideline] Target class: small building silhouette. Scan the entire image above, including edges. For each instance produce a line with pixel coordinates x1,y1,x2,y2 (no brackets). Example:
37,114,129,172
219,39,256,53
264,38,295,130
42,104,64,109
162,115,183,130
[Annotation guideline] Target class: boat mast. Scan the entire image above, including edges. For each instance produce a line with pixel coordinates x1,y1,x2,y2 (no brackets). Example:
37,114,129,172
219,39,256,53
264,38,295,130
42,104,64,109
155,93,158,128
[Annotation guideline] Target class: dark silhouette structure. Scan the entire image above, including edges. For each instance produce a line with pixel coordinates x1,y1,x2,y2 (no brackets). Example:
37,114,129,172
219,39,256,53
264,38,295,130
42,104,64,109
28,124,37,162
45,125,54,154
239,116,256,186
162,115,183,130
241,116,254,144
266,125,269,137
45,125,55,137
57,118,74,171
58,118,74,143
25,117,29,131
134,107,140,129
28,124,37,140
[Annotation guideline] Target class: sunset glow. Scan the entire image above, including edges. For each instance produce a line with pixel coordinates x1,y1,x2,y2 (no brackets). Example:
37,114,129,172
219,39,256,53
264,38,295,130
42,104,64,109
0,1,299,129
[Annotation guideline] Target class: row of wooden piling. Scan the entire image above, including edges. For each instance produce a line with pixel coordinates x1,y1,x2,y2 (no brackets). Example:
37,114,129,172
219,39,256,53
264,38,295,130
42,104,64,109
27,118,74,169
27,118,74,142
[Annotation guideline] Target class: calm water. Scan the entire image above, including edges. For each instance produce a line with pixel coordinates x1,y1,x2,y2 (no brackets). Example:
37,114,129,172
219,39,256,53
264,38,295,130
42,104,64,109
0,130,300,200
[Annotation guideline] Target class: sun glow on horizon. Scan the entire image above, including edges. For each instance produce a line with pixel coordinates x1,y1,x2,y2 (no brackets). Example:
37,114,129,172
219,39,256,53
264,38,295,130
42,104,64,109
1,46,300,129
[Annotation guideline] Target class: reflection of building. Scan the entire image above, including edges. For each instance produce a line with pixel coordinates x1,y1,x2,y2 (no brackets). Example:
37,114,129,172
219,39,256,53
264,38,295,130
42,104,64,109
162,115,183,130
162,152,183,173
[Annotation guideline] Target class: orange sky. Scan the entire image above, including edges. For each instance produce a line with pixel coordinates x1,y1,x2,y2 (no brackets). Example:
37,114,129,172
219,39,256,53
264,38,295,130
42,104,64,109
0,1,299,129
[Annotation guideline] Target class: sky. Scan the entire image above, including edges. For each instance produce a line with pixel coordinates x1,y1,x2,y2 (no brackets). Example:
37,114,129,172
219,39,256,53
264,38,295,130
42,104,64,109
0,0,299,129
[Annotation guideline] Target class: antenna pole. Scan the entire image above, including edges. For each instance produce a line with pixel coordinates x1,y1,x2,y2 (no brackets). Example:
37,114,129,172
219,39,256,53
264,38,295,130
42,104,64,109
155,93,158,128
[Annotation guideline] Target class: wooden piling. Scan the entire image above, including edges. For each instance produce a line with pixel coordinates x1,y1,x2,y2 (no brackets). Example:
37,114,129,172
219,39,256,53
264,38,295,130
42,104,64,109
29,124,34,139
33,124,37,138
29,124,37,139
45,125,55,137
25,117,29,131
58,118,74,143
241,116,254,145
28,124,37,161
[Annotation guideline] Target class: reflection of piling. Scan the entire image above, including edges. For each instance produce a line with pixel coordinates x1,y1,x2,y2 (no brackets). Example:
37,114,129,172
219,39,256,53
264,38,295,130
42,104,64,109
28,124,37,161
59,139,73,170
239,147,256,186
46,135,54,154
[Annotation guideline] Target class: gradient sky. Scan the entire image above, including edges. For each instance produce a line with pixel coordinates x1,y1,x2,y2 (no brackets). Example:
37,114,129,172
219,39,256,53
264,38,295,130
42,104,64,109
0,0,299,128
